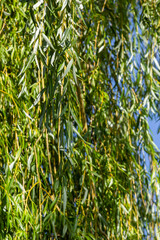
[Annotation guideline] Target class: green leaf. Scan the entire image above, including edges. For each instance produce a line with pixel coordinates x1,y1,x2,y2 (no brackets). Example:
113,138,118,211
76,5,86,26
23,53,35,73
63,151,75,166
30,7,37,26
33,0,43,10
73,126,88,144
29,88,45,110
73,65,77,84
62,59,73,79
58,61,65,73
15,148,21,161
51,51,56,66
9,148,21,172
27,152,33,172
9,160,16,172
61,0,68,11
62,224,68,237
81,187,88,204
70,107,82,129
42,33,55,50
63,186,67,213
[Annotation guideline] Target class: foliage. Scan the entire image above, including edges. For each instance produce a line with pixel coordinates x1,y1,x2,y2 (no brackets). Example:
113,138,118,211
1,0,160,239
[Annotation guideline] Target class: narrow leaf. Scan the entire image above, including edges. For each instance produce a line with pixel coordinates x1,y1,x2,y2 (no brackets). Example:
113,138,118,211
29,88,45,110
62,59,73,79
33,0,43,9
61,0,68,11
63,187,67,213
82,187,88,204
42,33,54,50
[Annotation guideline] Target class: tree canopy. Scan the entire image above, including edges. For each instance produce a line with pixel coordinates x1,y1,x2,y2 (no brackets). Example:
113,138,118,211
1,0,160,239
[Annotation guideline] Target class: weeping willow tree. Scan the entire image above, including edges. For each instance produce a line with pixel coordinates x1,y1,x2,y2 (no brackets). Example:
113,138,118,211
1,0,160,239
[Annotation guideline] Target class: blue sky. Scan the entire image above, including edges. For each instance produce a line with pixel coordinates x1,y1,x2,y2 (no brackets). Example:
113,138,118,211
149,119,160,149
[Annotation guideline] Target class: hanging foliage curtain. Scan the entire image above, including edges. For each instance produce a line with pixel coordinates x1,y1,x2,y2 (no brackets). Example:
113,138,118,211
1,0,160,239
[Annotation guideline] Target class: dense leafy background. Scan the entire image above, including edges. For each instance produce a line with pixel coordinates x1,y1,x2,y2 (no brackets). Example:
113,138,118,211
1,0,160,239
